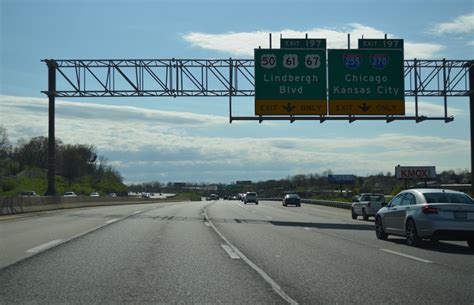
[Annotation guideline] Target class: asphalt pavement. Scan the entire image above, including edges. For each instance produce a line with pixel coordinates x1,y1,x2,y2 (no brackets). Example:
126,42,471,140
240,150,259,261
1,199,473,304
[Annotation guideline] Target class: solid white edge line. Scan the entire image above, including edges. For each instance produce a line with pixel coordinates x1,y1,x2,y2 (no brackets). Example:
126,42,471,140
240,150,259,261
204,221,211,227
380,249,433,264
221,244,241,259
304,227,312,231
26,239,63,253
203,208,298,305
133,210,142,215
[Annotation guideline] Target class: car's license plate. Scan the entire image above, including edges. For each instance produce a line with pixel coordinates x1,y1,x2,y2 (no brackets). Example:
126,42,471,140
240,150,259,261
454,212,467,219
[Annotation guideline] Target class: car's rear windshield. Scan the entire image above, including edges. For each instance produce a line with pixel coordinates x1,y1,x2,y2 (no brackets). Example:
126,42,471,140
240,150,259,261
423,193,473,204
247,192,257,196
361,195,385,202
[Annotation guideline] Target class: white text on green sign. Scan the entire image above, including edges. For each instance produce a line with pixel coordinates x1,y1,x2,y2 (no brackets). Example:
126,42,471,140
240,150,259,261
255,49,327,101
358,39,404,50
280,38,327,50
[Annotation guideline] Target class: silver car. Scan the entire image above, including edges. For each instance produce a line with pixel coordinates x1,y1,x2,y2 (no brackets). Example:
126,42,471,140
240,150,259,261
375,189,474,248
244,192,258,205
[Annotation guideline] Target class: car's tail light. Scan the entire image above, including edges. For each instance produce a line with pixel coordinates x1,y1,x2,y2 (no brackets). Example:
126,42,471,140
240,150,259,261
422,205,438,214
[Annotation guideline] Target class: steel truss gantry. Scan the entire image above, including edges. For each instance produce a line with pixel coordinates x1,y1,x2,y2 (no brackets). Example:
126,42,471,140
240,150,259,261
43,58,473,122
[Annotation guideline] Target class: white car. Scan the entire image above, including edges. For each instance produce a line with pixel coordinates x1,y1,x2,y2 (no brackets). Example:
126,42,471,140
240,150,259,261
90,192,100,197
63,191,77,197
352,193,386,220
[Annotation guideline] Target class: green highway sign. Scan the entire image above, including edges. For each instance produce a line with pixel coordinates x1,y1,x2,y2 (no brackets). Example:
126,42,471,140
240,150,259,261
328,49,405,115
255,48,327,115
280,38,326,50
358,39,404,50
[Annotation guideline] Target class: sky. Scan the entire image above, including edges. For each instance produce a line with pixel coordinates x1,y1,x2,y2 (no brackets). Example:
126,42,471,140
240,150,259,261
1,0,473,184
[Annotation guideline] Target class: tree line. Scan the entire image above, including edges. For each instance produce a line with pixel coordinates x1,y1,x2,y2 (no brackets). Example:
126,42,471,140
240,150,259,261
128,169,471,199
0,125,127,195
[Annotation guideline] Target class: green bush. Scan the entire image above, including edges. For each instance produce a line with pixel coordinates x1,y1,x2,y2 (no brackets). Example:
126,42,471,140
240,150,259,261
1,178,18,192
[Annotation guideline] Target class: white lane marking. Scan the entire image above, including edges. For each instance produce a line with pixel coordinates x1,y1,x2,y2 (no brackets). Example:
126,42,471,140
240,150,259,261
265,216,273,219
204,222,211,227
26,239,63,253
304,227,312,231
221,244,240,259
380,249,433,264
105,218,119,224
234,202,245,208
203,209,298,305
133,210,142,215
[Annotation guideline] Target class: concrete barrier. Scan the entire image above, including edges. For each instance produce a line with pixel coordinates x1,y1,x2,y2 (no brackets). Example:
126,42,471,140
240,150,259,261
0,196,165,215
263,198,352,210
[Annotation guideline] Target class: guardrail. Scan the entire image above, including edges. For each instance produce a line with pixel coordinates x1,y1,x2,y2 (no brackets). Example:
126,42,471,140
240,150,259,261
263,198,352,210
0,196,162,216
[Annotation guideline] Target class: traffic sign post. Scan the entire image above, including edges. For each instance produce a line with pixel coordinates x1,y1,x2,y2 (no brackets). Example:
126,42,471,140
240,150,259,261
255,48,327,115
328,49,405,115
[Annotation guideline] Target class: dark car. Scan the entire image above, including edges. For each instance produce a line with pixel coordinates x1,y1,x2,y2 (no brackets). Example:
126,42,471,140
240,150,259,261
283,194,301,207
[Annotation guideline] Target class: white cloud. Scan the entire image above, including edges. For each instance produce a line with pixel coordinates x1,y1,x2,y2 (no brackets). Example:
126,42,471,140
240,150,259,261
182,24,445,58
431,13,474,35
0,95,468,183
405,100,464,117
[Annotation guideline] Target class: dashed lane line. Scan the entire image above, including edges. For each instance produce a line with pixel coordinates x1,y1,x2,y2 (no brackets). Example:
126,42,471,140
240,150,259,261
380,249,434,264
203,208,298,305
26,239,63,253
221,244,241,259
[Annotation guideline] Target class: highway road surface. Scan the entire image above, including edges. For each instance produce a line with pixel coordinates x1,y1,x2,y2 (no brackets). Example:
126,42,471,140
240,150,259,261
1,199,473,304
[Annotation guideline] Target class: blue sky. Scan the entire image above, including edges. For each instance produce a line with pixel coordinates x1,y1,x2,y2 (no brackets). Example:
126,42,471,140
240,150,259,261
1,0,473,184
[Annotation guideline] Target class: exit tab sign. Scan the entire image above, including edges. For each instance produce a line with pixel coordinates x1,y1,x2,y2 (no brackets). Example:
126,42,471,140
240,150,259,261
280,38,326,50
358,39,404,50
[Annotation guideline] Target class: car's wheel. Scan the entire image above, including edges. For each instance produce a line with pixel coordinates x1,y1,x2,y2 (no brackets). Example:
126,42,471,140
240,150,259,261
406,219,421,246
467,239,474,249
375,216,388,240
244,202,247,205
351,208,357,220
297,203,301,207
362,209,369,221
256,201,259,205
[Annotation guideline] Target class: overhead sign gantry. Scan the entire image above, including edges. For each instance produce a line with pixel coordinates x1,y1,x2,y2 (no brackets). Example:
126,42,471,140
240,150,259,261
42,35,474,196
